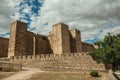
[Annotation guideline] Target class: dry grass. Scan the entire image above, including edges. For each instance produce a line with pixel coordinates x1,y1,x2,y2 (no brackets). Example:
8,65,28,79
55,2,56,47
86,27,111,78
27,72,101,80
0,71,16,79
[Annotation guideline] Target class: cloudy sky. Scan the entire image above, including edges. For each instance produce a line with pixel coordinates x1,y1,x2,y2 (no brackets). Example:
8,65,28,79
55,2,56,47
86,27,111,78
0,0,120,44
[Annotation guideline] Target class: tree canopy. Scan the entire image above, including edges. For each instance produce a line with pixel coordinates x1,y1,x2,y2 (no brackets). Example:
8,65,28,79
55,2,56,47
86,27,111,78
89,33,120,71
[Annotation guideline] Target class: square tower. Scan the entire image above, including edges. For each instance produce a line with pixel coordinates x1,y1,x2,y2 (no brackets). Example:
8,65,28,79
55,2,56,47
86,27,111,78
48,22,71,55
8,21,27,58
70,29,82,52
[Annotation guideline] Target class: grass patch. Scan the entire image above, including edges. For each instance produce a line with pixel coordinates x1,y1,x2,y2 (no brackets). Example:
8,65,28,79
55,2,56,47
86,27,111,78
27,72,100,80
115,70,120,73
115,70,120,74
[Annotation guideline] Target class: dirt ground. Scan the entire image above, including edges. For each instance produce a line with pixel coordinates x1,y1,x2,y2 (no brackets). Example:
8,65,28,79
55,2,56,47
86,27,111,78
2,68,41,80
0,71,16,79
27,72,99,80
27,71,108,80
1,68,108,80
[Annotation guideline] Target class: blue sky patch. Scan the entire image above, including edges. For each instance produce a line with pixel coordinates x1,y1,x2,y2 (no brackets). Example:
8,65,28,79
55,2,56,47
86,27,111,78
0,32,10,37
18,0,42,28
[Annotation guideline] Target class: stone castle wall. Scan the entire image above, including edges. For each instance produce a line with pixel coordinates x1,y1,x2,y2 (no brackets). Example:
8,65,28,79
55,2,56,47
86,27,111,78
82,42,94,52
61,23,71,53
0,21,105,71
70,29,82,52
15,21,27,55
26,31,34,55
49,23,91,55
35,34,52,54
0,37,9,57
10,52,105,71
8,21,52,58
3,20,94,58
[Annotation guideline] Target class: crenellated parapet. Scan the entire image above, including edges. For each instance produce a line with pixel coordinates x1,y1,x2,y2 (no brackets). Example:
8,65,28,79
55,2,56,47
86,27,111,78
11,52,88,60
34,33,48,40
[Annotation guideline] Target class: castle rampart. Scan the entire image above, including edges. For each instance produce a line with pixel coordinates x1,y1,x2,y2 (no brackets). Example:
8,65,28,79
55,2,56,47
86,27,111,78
82,42,94,52
10,52,105,71
0,20,107,72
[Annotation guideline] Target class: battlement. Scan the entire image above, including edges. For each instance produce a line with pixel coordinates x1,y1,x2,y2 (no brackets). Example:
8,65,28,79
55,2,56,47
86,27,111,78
34,33,47,39
11,52,88,60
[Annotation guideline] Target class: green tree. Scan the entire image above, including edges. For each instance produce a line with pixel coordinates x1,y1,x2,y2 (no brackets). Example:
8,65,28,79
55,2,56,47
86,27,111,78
89,33,120,71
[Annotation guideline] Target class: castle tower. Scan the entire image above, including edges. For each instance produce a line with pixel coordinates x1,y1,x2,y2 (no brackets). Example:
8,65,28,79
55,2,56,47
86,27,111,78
48,22,71,55
70,29,82,52
8,21,27,58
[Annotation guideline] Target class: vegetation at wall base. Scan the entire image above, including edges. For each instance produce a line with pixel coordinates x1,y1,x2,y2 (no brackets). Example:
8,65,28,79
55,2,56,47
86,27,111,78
90,70,99,77
89,33,120,71
115,70,120,73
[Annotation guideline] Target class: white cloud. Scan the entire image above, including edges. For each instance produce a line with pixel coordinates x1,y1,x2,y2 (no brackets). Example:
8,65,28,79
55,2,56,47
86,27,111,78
0,0,21,34
30,0,120,42
0,0,120,43
0,0,38,35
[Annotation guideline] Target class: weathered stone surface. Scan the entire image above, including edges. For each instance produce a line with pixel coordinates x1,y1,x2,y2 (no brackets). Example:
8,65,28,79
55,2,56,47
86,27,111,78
0,61,22,71
48,23,71,55
82,42,94,52
8,21,27,57
70,29,82,52
0,37,9,57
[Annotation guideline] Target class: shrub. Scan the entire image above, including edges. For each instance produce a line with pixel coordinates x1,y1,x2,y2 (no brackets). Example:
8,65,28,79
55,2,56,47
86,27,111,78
90,70,99,77
115,70,120,73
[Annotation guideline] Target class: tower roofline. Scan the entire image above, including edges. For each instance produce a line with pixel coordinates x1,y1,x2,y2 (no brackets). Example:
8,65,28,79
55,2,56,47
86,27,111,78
53,22,68,27
70,28,80,32
11,20,26,25
0,37,9,40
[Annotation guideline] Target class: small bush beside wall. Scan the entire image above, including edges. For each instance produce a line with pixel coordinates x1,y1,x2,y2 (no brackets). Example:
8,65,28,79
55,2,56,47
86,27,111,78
90,70,99,77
